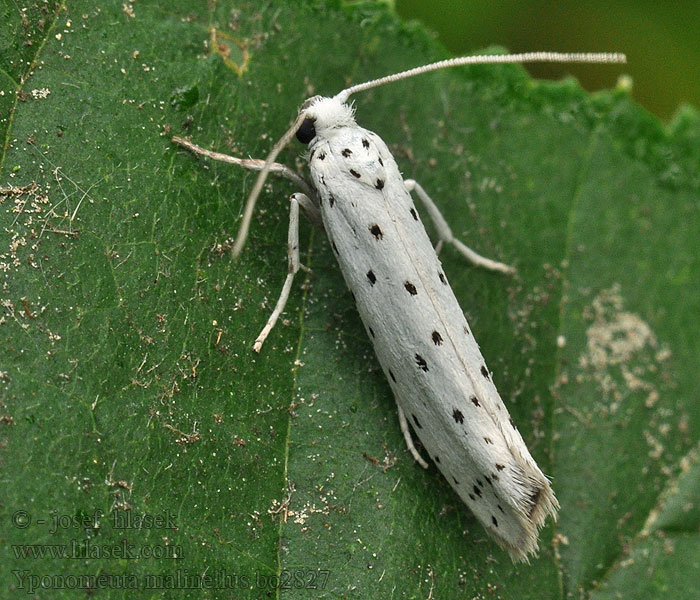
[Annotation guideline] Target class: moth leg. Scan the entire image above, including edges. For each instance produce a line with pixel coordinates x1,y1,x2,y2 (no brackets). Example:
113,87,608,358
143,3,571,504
404,179,515,275
397,404,429,469
171,136,322,227
172,136,311,195
253,194,305,353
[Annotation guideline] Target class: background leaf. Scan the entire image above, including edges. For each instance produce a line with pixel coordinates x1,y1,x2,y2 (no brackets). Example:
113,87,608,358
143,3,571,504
1,1,698,598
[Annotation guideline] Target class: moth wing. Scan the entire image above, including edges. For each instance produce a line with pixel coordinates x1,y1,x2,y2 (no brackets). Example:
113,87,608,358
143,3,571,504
309,125,557,561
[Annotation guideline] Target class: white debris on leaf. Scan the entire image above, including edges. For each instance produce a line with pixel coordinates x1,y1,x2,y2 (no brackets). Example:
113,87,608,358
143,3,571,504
31,88,51,99
579,284,670,414
577,285,676,462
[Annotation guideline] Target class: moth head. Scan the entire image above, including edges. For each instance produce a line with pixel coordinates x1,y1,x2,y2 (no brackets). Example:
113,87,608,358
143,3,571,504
295,96,356,145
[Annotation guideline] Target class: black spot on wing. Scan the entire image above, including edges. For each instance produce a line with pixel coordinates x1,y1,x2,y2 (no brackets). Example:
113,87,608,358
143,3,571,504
481,365,490,379
452,408,464,424
415,354,428,372
375,179,384,190
471,396,480,407
350,169,361,179
410,208,418,221
404,282,417,295
342,148,352,157
432,331,443,345
412,414,421,429
369,224,383,239
362,138,370,149
366,270,376,285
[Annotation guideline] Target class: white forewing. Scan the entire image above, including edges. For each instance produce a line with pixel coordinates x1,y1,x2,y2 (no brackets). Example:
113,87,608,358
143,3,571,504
305,97,557,561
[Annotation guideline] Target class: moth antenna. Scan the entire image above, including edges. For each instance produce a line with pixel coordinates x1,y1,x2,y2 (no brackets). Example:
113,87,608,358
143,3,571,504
334,51,626,103
232,110,308,259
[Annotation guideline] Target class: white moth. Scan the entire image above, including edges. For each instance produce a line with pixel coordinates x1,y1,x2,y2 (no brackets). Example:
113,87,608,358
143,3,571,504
173,51,625,561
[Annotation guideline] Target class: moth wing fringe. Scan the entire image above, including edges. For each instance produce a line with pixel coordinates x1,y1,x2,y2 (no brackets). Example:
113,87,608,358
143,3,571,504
495,461,559,562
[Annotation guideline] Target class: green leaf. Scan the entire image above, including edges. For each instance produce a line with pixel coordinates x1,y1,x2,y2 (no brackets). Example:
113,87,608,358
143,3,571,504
590,446,700,599
1,1,698,598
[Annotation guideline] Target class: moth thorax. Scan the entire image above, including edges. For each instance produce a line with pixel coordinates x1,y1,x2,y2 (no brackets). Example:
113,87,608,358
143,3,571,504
305,96,356,133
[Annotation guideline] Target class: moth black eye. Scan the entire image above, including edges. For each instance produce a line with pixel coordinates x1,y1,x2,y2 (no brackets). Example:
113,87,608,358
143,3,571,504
296,117,316,144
